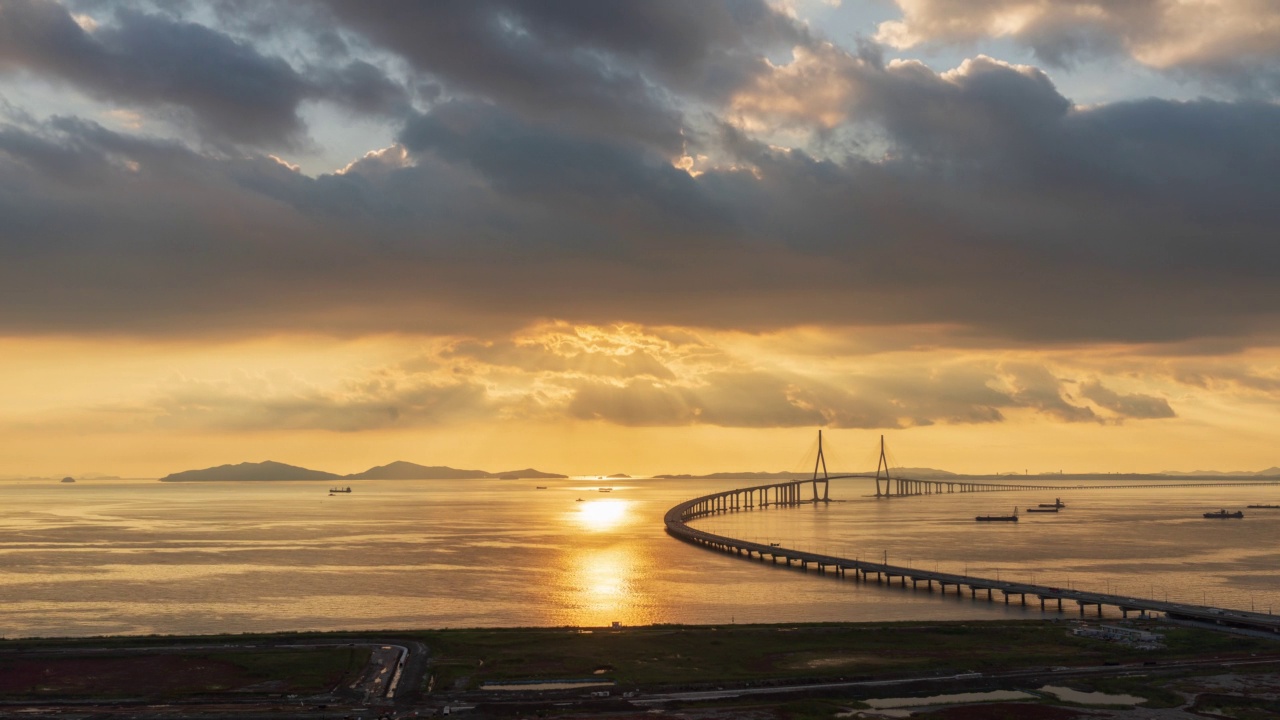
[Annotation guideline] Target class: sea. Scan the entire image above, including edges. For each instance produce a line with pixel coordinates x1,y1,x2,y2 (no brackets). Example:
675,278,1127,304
2,477,1279,638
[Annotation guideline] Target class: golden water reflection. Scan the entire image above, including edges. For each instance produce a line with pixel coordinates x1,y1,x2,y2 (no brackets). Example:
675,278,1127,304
568,547,636,623
572,499,630,532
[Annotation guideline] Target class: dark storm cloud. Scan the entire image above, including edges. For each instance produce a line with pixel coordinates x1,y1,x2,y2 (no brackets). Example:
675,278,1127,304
2,4,1280,350
0,0,309,146
313,60,413,118
4,69,1280,347
0,0,413,147
397,100,728,242
719,53,1280,341
322,0,805,153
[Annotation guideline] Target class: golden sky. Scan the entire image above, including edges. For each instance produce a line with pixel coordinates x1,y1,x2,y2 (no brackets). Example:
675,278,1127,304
2,1,1280,478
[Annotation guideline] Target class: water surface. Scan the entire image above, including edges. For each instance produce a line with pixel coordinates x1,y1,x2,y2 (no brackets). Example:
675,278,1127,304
1,477,1276,637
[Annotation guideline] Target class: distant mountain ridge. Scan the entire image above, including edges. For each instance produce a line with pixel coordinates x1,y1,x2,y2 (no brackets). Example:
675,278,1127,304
142,460,1280,483
1160,467,1280,477
346,461,489,480
160,461,340,482
494,468,568,479
159,460,567,482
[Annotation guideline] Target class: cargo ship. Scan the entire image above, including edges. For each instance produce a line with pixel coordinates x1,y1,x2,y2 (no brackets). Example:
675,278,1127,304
1038,498,1066,508
976,507,1018,522
1203,509,1243,519
1025,506,1059,513
1247,504,1280,509
328,486,352,494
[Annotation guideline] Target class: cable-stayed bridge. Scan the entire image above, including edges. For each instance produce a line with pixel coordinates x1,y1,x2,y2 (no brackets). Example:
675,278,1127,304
814,431,1280,497
663,432,1280,633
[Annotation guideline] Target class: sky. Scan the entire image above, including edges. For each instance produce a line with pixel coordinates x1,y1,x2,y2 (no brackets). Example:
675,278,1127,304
2,0,1280,478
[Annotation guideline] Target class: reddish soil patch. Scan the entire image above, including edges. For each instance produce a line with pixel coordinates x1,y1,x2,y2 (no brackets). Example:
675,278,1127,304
0,654,255,697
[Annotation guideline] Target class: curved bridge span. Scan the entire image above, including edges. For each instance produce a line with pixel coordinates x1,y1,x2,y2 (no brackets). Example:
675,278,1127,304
664,478,1280,635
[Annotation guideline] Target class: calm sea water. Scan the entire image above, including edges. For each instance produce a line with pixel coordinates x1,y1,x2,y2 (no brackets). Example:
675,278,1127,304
2,477,1278,637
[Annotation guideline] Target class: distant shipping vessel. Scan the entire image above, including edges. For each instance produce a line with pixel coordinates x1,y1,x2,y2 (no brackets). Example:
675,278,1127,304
1203,509,1243,519
1025,507,1059,513
1038,498,1066,508
976,507,1019,522
329,487,352,494
1247,504,1280,509
598,487,613,492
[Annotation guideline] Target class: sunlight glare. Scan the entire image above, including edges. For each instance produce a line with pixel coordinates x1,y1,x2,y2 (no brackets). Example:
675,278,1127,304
574,499,629,532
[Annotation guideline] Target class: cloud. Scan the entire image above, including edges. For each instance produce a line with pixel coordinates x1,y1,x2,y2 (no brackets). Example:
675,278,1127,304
876,0,1280,97
0,1,310,146
0,1,412,147
1,6,1279,351
5,320,1182,436
147,370,492,432
320,0,807,154
1004,364,1097,423
1079,380,1175,420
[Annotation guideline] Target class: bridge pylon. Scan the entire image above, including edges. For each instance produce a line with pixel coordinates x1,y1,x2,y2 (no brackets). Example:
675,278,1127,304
874,434,892,498
811,430,830,502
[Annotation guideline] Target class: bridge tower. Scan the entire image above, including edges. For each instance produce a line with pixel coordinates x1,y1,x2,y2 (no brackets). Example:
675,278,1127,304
812,430,830,502
874,434,892,498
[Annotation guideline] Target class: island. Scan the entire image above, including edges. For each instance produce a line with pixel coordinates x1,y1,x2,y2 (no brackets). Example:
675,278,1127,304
160,460,568,481
159,461,339,482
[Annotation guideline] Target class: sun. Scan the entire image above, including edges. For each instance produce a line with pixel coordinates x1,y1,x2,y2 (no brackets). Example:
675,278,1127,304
575,499,629,532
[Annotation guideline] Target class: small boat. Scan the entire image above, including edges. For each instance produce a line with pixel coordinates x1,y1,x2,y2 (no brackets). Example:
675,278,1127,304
976,507,1019,522
1247,504,1280,509
1038,498,1066,508
575,498,584,502
535,486,548,490
598,487,613,493
328,486,352,494
1203,509,1244,519
1025,507,1059,513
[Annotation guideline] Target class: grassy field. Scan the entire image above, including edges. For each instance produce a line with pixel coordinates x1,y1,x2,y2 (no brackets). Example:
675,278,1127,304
404,620,1278,691
0,620,1274,702
0,646,370,698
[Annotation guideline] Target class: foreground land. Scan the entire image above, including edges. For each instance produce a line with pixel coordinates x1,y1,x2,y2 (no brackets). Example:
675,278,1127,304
1,619,1278,718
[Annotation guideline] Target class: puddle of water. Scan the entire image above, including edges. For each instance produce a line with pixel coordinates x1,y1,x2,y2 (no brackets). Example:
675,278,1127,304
865,690,1033,708
1040,685,1145,705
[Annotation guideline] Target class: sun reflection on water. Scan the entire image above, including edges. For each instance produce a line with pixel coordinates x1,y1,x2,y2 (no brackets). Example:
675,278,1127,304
573,499,629,532
570,547,635,621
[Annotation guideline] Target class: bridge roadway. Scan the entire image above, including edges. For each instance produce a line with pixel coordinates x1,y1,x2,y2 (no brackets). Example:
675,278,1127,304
664,479,1280,635
824,473,1280,497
